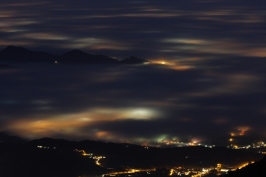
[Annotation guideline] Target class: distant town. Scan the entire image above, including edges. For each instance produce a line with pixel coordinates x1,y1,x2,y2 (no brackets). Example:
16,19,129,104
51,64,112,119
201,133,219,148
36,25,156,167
1,132,266,177
34,138,266,177
155,137,266,150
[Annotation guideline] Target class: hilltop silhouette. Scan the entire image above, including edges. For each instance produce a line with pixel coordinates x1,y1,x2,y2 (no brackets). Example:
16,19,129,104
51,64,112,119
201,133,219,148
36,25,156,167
59,49,119,64
222,156,266,177
0,46,148,65
0,132,27,143
0,46,57,63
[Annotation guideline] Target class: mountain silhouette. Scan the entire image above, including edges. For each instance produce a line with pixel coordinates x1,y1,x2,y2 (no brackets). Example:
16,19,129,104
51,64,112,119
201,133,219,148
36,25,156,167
0,46,149,65
0,132,27,143
59,49,118,64
0,46,57,62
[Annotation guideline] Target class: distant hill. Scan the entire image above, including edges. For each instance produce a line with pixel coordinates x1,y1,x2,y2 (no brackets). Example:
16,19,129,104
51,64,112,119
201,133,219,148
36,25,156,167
59,49,118,64
0,132,27,143
222,156,266,177
0,46,149,65
0,46,57,62
0,145,104,177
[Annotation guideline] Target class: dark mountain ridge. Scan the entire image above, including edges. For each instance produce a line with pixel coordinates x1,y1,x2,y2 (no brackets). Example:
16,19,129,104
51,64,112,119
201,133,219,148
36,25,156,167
59,49,119,64
0,46,148,65
0,46,57,63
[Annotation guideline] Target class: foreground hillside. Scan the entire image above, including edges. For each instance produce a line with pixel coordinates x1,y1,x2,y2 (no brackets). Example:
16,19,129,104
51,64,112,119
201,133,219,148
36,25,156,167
222,156,266,177
0,133,264,177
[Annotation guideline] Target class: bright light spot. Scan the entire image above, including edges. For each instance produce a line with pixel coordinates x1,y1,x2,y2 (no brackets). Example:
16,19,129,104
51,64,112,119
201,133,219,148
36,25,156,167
121,108,159,120
237,126,250,136
151,59,193,70
169,169,174,176
151,60,168,65
238,161,255,169
233,145,239,149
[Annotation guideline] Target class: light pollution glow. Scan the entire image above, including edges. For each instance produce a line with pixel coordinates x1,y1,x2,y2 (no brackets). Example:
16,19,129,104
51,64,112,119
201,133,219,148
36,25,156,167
1,0,266,145
3,107,160,140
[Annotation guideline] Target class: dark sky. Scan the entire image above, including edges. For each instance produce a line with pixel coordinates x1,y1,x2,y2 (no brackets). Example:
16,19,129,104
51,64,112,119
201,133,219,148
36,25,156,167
1,0,266,146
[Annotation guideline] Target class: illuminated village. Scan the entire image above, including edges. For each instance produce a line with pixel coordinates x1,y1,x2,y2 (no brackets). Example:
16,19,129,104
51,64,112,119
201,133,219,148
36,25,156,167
32,137,266,177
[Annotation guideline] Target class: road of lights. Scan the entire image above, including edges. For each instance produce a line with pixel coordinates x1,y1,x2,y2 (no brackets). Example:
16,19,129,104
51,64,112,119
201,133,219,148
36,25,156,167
36,143,262,177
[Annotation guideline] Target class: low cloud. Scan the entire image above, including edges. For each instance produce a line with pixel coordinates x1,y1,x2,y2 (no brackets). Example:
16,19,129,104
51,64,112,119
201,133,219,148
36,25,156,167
1,0,266,145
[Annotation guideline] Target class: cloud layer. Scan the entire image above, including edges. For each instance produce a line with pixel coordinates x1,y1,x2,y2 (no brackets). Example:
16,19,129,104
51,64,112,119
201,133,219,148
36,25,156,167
0,0,266,59
1,0,266,145
1,58,266,145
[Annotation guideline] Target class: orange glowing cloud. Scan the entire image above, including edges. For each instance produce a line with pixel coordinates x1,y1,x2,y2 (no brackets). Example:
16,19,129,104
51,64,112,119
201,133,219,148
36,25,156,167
4,115,92,139
95,131,117,140
21,33,69,41
3,107,161,139
151,58,193,71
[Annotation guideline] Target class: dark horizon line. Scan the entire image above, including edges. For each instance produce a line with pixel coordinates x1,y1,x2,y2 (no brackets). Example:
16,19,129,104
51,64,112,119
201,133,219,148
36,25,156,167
0,45,150,64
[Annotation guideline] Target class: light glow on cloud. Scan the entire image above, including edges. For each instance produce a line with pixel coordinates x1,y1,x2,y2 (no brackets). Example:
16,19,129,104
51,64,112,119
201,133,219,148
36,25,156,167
1,0,266,145
2,106,161,140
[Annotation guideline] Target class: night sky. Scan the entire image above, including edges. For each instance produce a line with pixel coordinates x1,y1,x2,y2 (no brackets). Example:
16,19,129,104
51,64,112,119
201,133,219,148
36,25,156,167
1,0,266,145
